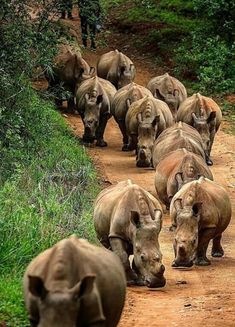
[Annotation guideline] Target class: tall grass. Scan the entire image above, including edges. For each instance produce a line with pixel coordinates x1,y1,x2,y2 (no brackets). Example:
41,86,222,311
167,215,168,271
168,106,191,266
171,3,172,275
0,86,99,325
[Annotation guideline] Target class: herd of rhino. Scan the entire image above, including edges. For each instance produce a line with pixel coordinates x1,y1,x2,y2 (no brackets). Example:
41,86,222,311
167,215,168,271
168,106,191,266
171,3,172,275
23,46,232,326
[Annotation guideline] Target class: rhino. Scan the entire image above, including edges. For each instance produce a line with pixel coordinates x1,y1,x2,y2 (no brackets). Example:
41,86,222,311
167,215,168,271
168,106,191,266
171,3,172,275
177,93,222,165
97,50,136,89
125,96,174,167
76,76,117,147
152,122,206,168
170,177,231,267
147,73,187,121
155,148,213,209
94,180,166,288
111,83,153,150
23,235,126,327
46,44,95,112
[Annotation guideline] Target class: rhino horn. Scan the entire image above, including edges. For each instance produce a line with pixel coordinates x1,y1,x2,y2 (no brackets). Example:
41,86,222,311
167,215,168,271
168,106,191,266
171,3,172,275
89,67,96,75
174,198,183,212
28,275,48,299
207,111,216,123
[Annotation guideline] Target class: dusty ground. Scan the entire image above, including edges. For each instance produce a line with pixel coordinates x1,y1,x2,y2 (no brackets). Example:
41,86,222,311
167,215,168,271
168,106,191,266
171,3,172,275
62,15,235,327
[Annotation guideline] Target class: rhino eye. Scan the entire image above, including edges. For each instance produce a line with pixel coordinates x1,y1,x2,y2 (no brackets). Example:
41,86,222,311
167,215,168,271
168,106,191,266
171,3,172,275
140,253,147,261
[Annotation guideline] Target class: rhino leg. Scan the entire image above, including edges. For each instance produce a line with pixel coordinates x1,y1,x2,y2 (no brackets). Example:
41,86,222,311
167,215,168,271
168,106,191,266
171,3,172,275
127,134,138,151
132,260,145,286
195,228,216,266
67,97,75,113
117,120,129,151
96,114,110,147
212,234,224,257
109,237,138,285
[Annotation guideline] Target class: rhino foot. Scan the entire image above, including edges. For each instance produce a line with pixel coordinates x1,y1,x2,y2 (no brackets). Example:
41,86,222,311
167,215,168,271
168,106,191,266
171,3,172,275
96,139,108,147
195,256,211,266
212,247,224,257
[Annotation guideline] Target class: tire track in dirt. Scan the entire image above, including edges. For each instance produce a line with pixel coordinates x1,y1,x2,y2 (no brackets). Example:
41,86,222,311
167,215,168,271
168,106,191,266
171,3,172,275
63,19,235,326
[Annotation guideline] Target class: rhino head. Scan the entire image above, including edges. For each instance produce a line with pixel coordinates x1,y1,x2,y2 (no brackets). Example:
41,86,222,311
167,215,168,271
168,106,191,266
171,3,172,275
82,93,103,142
131,210,166,288
136,113,160,167
117,64,135,89
172,199,202,268
28,274,99,327
192,111,216,165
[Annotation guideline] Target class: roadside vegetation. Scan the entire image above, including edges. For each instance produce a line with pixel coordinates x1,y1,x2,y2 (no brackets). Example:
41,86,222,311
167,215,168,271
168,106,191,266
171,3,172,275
102,0,235,97
0,1,98,325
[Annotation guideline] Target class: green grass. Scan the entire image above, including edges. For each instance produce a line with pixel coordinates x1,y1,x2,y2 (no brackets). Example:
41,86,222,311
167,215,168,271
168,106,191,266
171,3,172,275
0,86,99,325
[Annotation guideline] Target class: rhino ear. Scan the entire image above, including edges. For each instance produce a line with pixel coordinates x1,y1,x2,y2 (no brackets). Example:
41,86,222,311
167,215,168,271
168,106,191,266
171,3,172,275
174,198,183,212
154,89,164,101
89,67,96,75
126,98,131,108
130,211,141,228
28,275,48,299
71,275,96,301
137,112,142,123
130,64,135,72
153,209,162,230
192,202,202,217
152,115,160,127
96,94,103,105
192,113,198,123
174,89,180,96
207,111,216,123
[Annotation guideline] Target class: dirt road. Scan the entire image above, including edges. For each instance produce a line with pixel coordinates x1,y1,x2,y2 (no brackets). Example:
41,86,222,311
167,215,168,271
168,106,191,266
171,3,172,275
64,18,235,326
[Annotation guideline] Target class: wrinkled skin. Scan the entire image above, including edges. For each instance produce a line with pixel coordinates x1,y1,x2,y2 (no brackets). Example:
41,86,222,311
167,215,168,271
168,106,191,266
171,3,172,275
76,77,116,147
136,115,159,167
177,93,222,166
154,149,213,210
24,236,126,327
46,44,95,112
97,50,136,89
170,178,232,267
94,180,166,288
147,73,187,121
